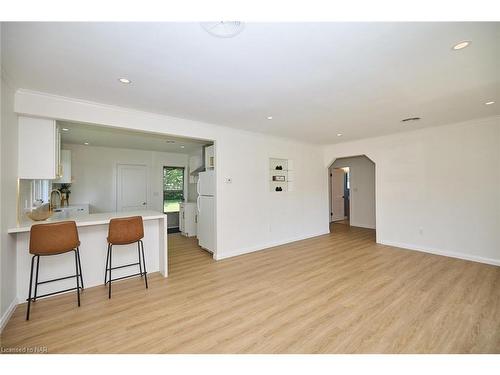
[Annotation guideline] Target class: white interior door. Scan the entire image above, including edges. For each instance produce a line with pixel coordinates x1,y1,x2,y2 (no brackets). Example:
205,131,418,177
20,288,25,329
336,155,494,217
116,164,148,211
331,168,345,221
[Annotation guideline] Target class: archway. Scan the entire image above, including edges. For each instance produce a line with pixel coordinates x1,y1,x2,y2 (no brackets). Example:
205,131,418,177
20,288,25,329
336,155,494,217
328,155,376,235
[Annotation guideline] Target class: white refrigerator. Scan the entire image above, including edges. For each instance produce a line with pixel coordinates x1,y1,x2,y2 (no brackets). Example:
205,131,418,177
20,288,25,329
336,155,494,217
197,170,215,253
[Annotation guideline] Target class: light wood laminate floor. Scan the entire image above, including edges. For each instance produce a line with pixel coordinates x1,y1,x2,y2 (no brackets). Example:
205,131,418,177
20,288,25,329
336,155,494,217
1,224,499,353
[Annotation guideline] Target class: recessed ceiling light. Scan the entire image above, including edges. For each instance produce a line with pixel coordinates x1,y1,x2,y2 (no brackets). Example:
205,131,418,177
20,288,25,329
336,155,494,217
267,116,273,120
84,142,89,145
452,41,471,50
180,145,185,149
61,128,69,131
118,78,131,84
336,133,343,137
201,22,245,38
485,101,495,105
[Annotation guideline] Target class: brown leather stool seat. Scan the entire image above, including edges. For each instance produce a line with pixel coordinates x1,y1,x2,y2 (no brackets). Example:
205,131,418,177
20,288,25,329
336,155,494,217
105,216,148,298
26,221,84,320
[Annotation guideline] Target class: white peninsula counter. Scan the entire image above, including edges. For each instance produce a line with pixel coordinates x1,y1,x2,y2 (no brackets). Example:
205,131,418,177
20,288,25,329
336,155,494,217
9,210,168,302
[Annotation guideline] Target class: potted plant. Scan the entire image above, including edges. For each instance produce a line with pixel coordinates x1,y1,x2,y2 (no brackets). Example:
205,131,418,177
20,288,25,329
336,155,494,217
59,183,72,206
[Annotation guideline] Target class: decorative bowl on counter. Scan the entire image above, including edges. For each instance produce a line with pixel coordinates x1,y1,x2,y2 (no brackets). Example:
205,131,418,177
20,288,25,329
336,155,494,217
26,203,53,221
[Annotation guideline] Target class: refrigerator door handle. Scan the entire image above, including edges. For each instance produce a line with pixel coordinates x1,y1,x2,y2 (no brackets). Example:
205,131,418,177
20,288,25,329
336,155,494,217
197,178,201,196
197,196,201,213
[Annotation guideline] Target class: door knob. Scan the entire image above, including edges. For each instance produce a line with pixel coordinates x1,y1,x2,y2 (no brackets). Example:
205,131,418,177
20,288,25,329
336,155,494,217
142,202,147,205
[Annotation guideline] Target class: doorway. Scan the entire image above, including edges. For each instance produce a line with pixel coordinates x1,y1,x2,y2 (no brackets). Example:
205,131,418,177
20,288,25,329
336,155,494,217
116,164,148,211
163,166,185,233
328,155,376,232
52,118,217,258
330,167,350,224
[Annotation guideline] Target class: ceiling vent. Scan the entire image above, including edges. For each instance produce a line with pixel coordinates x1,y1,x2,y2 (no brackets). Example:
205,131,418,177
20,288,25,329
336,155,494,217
401,117,421,123
201,22,245,38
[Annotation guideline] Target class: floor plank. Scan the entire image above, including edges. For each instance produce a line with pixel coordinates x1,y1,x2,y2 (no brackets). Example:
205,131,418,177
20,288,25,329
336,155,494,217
1,224,499,353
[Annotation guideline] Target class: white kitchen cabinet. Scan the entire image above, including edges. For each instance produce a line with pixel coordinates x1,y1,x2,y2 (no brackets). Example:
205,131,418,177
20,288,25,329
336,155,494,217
54,150,72,183
18,116,61,179
205,145,215,169
179,202,197,237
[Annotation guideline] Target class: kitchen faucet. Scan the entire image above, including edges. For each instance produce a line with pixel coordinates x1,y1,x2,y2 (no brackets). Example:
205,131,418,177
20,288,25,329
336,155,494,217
49,189,62,210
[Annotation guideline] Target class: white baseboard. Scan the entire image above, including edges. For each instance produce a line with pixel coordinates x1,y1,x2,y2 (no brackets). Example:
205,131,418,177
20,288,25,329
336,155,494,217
379,240,500,266
0,298,18,333
215,230,330,260
349,222,376,229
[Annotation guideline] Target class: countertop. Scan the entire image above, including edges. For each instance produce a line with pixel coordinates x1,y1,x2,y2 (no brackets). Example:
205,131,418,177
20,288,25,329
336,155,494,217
8,210,166,234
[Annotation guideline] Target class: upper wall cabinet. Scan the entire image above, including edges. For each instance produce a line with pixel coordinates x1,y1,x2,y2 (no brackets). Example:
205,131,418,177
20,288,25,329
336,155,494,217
53,150,72,183
205,145,215,169
18,116,62,180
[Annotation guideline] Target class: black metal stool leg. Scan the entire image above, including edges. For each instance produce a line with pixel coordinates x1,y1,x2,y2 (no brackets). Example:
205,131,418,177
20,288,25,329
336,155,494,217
74,250,81,307
140,240,148,289
26,255,36,320
76,247,84,289
108,245,112,299
104,244,110,284
33,255,40,302
137,241,143,277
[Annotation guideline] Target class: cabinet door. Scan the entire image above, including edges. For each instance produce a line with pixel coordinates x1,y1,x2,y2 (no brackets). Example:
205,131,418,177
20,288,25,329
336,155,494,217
54,150,72,183
184,203,197,237
18,117,57,179
205,145,215,169
55,126,62,178
179,204,185,233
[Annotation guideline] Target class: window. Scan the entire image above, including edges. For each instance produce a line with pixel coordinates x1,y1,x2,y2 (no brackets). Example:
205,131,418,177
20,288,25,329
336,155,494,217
31,179,50,204
163,166,185,213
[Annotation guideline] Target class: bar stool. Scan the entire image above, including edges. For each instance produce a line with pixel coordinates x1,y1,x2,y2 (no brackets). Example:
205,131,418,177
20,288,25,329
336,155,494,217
26,221,84,320
105,216,148,298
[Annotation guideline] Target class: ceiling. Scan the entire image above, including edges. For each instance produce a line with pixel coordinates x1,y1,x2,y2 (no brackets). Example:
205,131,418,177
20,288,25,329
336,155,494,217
58,121,210,153
2,22,499,144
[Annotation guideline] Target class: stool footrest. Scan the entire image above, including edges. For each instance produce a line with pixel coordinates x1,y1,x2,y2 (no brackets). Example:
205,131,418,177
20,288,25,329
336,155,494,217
26,286,83,301
105,272,147,284
109,262,140,271
37,274,79,285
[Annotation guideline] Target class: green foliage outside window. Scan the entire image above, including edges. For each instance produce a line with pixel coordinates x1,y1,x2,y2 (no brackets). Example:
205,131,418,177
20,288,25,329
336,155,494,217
163,167,184,213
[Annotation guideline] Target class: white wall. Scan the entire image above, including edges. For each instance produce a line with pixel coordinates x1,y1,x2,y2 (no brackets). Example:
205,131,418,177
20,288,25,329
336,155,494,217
14,90,330,260
324,116,500,265
62,143,189,214
330,156,376,229
0,72,19,328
